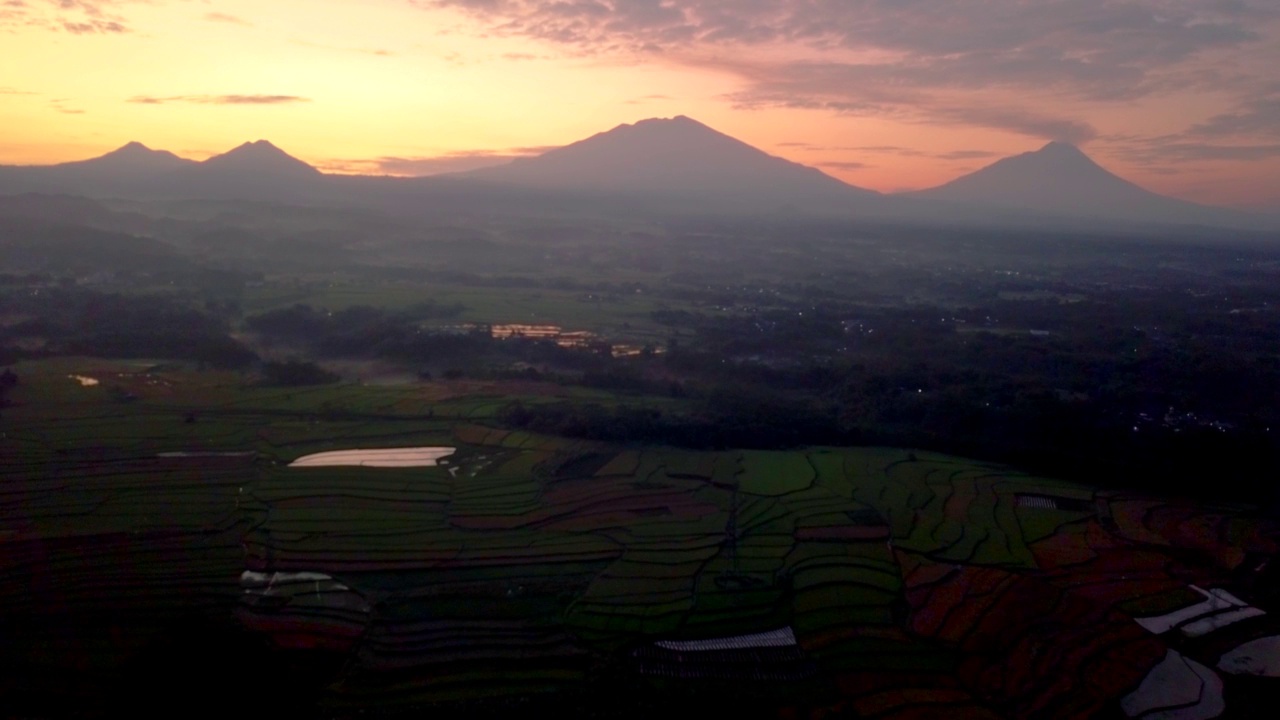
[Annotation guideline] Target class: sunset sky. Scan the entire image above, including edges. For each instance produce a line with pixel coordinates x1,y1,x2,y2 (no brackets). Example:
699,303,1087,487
2,0,1279,208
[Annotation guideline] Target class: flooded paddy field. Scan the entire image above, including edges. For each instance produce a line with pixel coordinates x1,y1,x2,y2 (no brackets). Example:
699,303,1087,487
289,447,456,467
3,361,1279,718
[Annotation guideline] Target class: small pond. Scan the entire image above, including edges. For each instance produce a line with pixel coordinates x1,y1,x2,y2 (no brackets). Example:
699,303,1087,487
288,447,456,468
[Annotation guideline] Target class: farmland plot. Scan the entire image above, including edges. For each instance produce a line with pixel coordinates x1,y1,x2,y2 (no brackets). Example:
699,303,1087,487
3,368,1278,716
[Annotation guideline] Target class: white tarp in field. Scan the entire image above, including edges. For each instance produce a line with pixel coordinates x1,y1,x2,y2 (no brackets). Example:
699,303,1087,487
655,627,798,652
1218,636,1280,677
240,571,370,612
1121,650,1225,720
1134,586,1256,635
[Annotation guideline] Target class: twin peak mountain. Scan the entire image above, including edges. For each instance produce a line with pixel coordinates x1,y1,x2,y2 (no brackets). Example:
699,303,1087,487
89,139,318,178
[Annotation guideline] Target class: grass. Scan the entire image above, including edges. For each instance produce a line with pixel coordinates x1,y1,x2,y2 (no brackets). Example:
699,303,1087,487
241,282,676,345
737,450,816,496
5,358,1275,715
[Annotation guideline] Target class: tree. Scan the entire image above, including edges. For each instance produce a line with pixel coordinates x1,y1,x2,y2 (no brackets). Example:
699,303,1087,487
261,360,340,387
0,368,16,413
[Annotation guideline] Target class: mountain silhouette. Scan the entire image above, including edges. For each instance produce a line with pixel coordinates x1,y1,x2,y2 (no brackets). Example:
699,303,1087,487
62,141,195,176
0,140,320,199
0,141,195,195
459,116,878,213
0,129,1267,228
198,140,321,178
141,140,324,200
908,141,1240,226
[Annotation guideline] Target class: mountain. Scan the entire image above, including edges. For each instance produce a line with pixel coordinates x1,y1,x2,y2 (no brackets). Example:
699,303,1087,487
0,141,196,196
0,140,323,201
1,129,1269,229
908,142,1253,227
156,140,324,200
458,116,879,214
197,140,321,179
57,141,195,177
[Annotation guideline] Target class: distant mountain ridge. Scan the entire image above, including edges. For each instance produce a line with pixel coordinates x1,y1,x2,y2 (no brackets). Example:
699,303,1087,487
0,120,1271,230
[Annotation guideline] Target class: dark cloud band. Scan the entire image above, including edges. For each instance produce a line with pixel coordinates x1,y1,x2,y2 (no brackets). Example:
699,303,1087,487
128,95,312,105
428,1,1280,144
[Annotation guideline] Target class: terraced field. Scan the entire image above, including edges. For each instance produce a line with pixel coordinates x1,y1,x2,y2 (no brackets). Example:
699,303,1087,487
2,362,1278,717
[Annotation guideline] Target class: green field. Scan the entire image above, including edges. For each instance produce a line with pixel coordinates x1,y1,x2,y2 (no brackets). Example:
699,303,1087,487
2,359,1276,718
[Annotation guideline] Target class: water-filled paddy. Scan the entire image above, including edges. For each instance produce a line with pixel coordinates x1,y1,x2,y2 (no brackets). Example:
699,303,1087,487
288,447,456,468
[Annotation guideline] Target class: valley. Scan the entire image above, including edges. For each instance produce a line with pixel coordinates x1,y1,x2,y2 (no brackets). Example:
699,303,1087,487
3,116,1279,718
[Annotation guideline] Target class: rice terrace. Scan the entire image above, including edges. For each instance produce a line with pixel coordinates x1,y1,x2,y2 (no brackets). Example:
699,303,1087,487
3,360,1278,718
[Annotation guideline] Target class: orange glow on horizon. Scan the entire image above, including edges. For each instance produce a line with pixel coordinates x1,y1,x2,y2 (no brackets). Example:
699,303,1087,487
1,0,1278,208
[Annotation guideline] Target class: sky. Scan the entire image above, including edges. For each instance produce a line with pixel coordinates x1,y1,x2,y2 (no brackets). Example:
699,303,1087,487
2,0,1279,208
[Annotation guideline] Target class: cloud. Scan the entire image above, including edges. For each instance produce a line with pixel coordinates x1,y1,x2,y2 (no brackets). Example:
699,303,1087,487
930,105,1098,144
0,86,36,95
936,150,1001,161
509,145,559,155
840,146,1001,161
1096,83,1280,168
716,57,1102,142
291,38,398,57
796,145,1006,172
429,1,1277,65
1,0,148,34
818,160,871,171
378,154,520,175
128,94,311,105
204,12,251,27
1116,140,1280,163
1187,96,1280,139
321,146,559,176
62,19,125,33
845,145,927,157
426,1,1280,143
623,93,672,104
49,98,85,114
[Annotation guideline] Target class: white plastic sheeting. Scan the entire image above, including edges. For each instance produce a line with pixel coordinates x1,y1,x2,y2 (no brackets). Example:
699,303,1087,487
1181,607,1266,638
1121,650,1225,720
1218,636,1280,677
1134,586,1255,635
239,570,370,612
655,627,798,652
